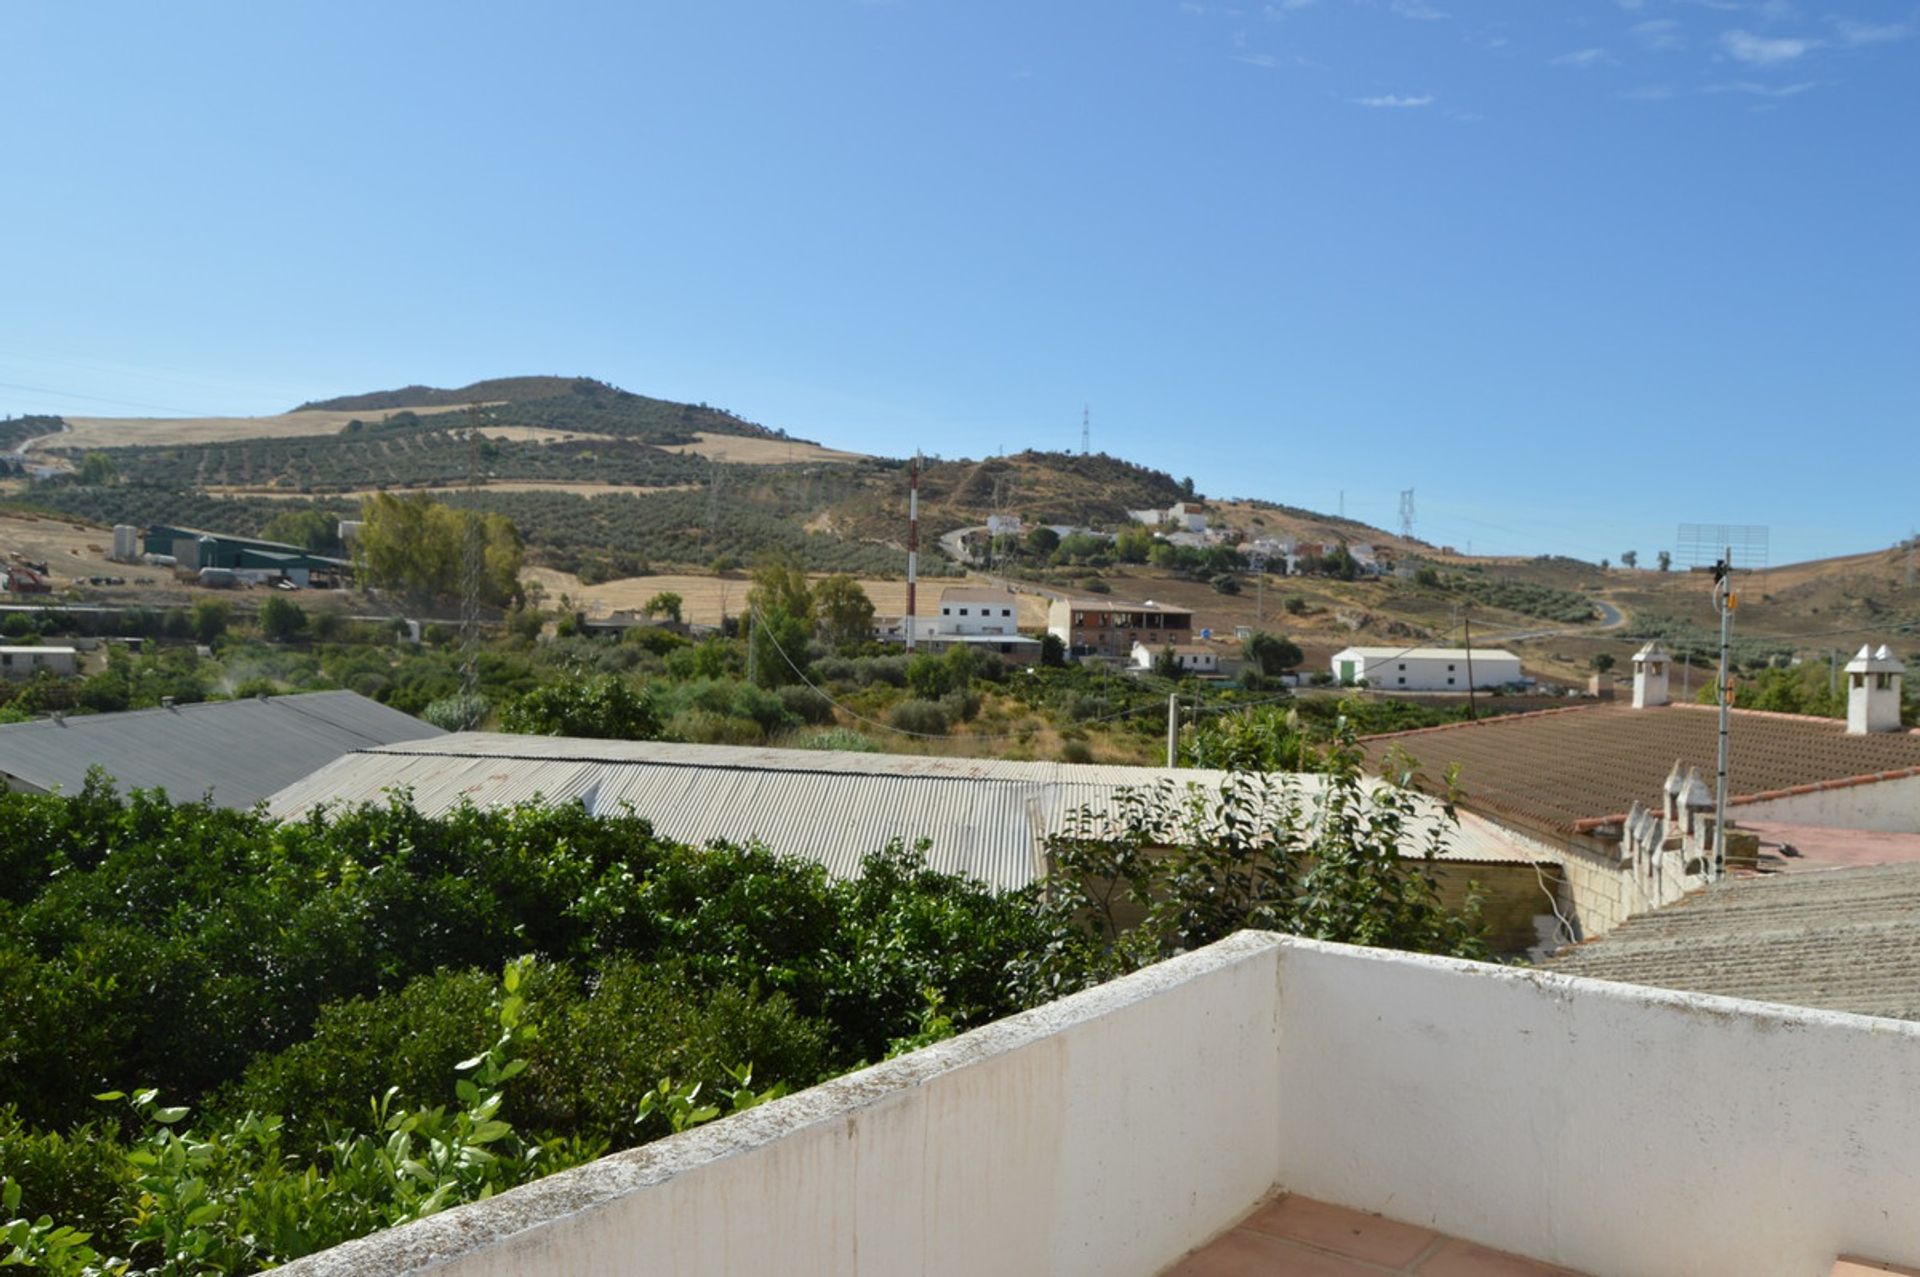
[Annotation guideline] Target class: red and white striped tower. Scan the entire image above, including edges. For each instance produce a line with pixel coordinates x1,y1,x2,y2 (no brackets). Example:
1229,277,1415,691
905,453,920,652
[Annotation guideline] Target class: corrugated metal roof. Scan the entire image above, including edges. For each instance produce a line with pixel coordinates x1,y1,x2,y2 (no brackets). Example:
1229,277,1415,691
1546,863,1920,1021
0,691,444,809
268,734,1549,890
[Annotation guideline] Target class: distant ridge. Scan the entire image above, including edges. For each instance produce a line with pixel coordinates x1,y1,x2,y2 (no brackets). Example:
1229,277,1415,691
294,376,616,413
291,376,799,443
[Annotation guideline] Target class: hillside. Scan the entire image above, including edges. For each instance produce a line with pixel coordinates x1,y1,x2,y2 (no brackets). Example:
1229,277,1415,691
291,376,800,445
292,376,588,412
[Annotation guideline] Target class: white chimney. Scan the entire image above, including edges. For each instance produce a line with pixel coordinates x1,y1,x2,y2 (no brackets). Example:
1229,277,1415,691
1632,641,1671,709
1845,644,1906,734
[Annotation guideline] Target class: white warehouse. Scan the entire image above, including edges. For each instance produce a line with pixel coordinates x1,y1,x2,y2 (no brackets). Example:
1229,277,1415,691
1331,645,1521,692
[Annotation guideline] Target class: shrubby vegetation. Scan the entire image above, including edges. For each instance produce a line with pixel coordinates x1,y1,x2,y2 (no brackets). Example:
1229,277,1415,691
0,718,1486,1271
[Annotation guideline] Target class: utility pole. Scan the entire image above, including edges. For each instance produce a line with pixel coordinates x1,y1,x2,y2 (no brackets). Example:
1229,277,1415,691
1711,549,1735,881
1463,611,1477,721
1166,693,1179,768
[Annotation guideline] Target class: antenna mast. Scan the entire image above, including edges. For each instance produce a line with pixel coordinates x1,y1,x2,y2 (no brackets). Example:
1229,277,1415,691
1399,488,1415,541
1081,405,1090,456
906,454,920,652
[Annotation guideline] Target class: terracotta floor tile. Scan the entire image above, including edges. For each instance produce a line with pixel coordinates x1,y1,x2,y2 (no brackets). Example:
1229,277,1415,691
1241,1194,1439,1267
1163,1229,1397,1277
1414,1238,1583,1277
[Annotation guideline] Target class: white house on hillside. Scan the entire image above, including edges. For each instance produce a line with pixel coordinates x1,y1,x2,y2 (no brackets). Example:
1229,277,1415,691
1331,645,1521,691
1129,641,1220,675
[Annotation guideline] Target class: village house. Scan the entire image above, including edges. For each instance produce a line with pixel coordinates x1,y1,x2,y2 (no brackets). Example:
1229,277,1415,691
1047,597,1195,661
1330,645,1523,692
1129,640,1220,676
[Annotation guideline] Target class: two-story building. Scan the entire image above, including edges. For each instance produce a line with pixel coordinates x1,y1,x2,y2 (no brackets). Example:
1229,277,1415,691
1048,598,1195,661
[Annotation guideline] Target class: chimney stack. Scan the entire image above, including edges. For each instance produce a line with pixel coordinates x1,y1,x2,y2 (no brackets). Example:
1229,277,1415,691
1632,641,1671,709
1845,644,1906,734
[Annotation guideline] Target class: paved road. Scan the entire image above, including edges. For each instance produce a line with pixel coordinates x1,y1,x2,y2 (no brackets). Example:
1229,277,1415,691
1481,596,1627,644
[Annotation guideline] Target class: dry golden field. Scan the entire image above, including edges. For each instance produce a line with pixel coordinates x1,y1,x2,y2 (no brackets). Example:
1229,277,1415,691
41,402,479,452
659,432,868,465
207,481,701,501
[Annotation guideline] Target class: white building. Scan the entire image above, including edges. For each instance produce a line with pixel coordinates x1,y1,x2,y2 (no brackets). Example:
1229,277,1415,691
985,513,1023,537
1330,645,1521,691
1130,641,1220,675
0,646,76,678
1167,502,1207,533
934,586,1021,636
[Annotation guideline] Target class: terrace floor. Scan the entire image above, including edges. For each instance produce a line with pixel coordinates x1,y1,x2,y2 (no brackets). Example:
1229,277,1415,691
1162,1194,1587,1277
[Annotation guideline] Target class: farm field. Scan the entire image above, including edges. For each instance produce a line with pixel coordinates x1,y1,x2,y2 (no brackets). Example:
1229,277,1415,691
661,431,868,465
44,402,478,451
207,481,703,500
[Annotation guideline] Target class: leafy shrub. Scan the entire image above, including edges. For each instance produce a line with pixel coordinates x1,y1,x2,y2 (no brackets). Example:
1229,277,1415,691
792,727,882,752
1059,740,1094,764
888,700,949,735
500,675,660,739
777,683,835,725
422,693,490,731
851,655,908,688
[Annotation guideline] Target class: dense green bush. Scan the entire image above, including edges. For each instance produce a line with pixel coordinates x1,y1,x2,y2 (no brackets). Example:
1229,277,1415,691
887,699,949,735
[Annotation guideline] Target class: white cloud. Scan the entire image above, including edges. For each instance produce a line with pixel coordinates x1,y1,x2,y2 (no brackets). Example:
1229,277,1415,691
1721,28,1818,64
1702,78,1817,96
1390,0,1448,20
1832,17,1911,46
1631,19,1685,51
1551,46,1618,67
1354,92,1435,106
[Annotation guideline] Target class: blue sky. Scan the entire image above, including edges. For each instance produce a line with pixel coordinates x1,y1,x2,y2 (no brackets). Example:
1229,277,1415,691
2,1,1913,565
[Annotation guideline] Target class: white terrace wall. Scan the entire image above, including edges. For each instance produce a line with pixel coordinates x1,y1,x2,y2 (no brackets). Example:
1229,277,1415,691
281,934,1920,1277
1732,770,1920,833
1273,939,1920,1277
277,933,1286,1277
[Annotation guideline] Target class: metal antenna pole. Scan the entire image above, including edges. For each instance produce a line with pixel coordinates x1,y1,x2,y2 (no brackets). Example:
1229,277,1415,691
905,454,920,652
1712,548,1734,881
1166,693,1178,768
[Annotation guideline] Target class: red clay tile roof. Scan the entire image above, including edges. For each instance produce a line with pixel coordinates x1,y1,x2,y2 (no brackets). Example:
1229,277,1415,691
1359,702,1920,838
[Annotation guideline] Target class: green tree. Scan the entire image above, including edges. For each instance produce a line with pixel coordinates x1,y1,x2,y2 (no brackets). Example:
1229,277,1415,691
1152,645,1181,679
1025,526,1060,558
191,595,230,637
1590,653,1616,673
1210,572,1240,595
1657,550,1672,572
262,508,344,555
642,592,684,624
355,493,522,608
1325,541,1360,581
1621,550,1638,569
258,596,307,642
812,575,875,651
75,452,117,486
499,674,661,739
1242,631,1303,678
747,555,815,687
1114,525,1155,564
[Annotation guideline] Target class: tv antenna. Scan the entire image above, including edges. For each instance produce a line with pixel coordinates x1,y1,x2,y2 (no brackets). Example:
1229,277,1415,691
1679,521,1768,885
1398,488,1415,541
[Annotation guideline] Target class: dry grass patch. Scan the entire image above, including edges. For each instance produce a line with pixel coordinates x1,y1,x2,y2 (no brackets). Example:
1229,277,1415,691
659,432,868,465
44,402,479,451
